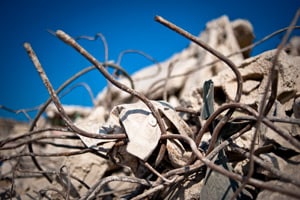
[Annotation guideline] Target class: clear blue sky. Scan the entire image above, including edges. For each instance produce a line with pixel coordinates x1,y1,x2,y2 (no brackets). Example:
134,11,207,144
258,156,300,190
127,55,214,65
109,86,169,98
0,0,299,121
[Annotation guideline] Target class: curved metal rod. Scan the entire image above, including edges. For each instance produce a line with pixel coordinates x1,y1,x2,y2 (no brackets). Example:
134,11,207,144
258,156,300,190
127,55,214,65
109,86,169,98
55,30,168,167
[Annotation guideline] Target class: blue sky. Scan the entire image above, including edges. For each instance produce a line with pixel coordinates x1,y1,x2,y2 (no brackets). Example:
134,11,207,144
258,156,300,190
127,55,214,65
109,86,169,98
0,0,299,121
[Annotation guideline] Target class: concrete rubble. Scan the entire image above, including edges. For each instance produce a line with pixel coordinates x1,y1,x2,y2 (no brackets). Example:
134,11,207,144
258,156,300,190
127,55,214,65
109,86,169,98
1,15,300,199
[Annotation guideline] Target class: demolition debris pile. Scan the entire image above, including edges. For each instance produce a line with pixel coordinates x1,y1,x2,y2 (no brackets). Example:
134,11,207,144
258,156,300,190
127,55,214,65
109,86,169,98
1,14,300,199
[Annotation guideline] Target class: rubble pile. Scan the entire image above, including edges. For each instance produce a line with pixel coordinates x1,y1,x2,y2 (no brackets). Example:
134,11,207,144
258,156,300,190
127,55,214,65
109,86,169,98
1,15,300,199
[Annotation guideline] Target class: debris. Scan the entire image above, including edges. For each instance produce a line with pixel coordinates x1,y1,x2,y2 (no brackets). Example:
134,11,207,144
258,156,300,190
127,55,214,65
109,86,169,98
1,13,300,200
